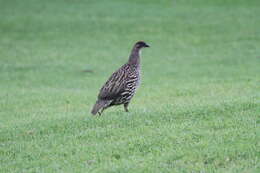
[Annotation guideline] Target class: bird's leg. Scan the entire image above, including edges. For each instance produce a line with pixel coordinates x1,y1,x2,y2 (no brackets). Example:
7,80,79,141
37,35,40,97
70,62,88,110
98,107,107,116
124,103,129,112
98,109,104,116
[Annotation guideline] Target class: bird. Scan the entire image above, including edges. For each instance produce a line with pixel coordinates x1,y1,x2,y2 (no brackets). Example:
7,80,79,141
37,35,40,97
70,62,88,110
91,41,150,115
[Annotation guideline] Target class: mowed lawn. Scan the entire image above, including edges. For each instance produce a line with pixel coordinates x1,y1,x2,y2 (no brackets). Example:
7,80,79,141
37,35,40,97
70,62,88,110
0,0,259,172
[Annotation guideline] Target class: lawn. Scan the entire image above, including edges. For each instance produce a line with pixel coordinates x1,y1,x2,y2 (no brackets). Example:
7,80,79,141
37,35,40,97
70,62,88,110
0,0,259,172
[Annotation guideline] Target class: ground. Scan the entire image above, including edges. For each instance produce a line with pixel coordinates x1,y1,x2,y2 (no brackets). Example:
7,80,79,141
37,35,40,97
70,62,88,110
0,0,259,172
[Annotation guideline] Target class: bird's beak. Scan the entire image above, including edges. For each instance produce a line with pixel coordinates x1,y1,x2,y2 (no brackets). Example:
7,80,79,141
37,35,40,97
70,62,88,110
145,44,150,48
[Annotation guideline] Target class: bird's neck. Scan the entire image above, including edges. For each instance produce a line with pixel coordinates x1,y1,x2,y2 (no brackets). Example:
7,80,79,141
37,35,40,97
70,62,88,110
128,47,141,67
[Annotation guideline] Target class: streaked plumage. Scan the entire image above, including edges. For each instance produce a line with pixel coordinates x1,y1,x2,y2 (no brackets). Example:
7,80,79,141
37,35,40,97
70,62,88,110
91,41,150,115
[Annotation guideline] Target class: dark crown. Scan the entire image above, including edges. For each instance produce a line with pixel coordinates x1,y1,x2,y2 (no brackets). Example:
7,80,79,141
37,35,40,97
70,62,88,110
135,41,150,48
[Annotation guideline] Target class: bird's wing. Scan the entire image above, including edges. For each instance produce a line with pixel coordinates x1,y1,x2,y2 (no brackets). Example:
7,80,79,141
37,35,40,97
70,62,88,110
98,64,128,100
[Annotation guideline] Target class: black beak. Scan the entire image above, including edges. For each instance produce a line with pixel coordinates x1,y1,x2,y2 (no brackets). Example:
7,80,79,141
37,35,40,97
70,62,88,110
145,44,150,48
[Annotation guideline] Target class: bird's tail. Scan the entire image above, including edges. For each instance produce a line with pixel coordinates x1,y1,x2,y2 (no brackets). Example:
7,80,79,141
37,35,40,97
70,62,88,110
91,99,112,115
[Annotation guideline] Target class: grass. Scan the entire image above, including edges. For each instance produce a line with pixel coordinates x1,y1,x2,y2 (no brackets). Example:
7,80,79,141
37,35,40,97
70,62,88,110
0,0,259,172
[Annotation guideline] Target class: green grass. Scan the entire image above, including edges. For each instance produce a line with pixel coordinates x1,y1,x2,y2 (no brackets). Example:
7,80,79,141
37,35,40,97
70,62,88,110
0,0,259,172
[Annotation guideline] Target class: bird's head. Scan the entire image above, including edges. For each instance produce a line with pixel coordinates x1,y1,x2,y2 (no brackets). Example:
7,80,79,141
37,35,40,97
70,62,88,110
134,41,150,49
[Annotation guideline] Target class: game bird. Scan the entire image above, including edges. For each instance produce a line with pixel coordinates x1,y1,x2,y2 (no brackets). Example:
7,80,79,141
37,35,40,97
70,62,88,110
91,41,150,115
